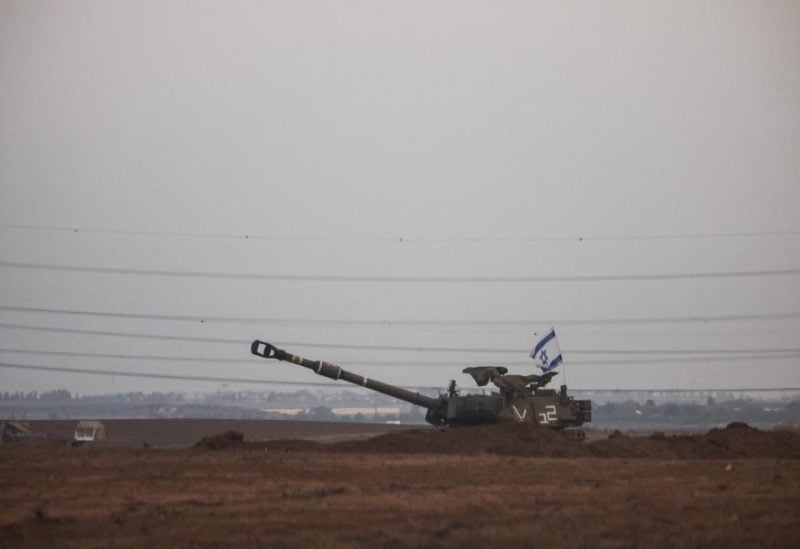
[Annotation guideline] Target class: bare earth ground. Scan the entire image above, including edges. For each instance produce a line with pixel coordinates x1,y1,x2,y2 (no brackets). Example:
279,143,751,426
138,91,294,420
2,420,800,548
14,419,415,447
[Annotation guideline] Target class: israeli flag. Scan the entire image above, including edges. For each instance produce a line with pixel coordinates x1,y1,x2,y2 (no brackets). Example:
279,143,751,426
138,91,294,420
530,327,563,372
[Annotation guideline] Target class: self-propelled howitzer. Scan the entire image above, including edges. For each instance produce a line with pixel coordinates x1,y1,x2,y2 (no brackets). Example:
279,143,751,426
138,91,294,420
251,340,591,429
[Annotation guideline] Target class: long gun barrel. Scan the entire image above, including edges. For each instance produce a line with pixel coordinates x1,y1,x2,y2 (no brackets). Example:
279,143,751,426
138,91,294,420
251,340,442,410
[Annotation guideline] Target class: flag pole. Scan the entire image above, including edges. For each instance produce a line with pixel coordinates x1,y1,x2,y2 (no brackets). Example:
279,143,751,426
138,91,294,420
558,327,567,387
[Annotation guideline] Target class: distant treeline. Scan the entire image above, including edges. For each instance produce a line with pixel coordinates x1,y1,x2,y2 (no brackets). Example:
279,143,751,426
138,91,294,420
1,390,73,402
3,390,800,427
594,398,800,427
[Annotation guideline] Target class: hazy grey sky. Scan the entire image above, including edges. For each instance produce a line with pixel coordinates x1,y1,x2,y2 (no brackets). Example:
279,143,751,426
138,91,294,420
1,1,799,395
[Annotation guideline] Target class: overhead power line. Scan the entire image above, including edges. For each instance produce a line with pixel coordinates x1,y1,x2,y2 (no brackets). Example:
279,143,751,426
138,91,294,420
568,387,800,393
0,322,251,345
2,260,799,283
2,304,799,326
2,222,798,243
0,348,254,364
2,321,800,356
0,361,797,393
1,347,798,366
0,361,349,388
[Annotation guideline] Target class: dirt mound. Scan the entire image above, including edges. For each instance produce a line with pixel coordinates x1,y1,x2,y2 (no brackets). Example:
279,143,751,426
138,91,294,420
589,422,800,459
247,423,589,457
338,423,589,457
255,423,588,457
705,422,800,458
244,422,800,459
194,430,245,450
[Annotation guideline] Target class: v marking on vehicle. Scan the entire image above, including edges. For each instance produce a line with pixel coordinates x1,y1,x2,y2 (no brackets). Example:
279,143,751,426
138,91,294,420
511,405,527,421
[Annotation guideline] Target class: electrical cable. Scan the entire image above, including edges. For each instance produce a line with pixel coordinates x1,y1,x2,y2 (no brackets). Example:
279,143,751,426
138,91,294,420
2,321,799,355
2,260,799,283
2,304,799,326
2,222,798,243
0,361,352,388
0,347,798,366
0,361,796,393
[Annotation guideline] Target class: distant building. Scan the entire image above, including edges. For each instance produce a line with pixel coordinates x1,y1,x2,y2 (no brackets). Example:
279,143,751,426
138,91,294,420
73,420,107,442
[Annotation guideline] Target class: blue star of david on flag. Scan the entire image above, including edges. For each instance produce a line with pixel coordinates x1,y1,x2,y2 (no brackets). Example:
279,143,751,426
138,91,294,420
530,327,563,373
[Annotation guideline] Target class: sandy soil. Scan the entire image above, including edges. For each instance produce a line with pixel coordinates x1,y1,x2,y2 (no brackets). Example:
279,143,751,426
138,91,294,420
2,421,799,548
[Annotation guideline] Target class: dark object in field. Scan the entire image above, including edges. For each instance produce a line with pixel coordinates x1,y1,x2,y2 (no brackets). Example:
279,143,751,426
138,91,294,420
1,421,32,444
251,341,591,429
194,430,245,450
